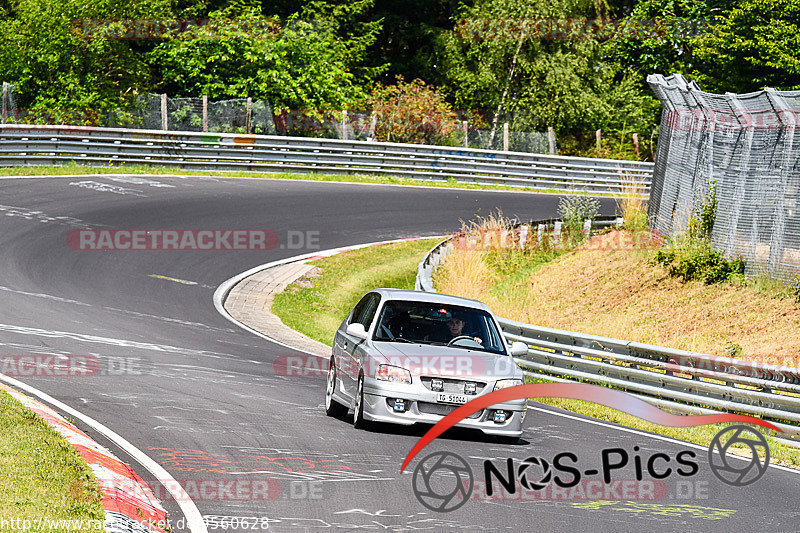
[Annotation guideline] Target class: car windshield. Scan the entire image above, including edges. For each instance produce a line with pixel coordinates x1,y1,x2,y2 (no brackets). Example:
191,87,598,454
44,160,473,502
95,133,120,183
372,300,506,354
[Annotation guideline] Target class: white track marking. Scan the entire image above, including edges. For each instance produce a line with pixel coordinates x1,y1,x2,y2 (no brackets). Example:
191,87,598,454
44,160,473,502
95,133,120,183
0,374,207,533
528,404,800,475
0,322,230,359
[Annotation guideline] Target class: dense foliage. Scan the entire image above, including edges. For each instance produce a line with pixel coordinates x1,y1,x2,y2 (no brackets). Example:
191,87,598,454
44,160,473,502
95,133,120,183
0,0,794,154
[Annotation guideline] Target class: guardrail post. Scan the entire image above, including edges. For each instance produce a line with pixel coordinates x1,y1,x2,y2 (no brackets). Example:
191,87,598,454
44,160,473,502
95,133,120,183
161,93,168,131
463,120,468,148
1,82,6,124
246,97,252,134
519,225,529,249
548,126,555,154
202,95,208,132
503,122,509,151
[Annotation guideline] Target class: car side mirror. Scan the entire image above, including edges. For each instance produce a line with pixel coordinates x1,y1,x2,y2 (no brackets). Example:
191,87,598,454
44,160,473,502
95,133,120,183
509,341,528,357
346,323,369,341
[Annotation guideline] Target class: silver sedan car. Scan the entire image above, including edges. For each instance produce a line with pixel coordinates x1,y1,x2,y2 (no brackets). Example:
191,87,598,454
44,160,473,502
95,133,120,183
324,288,529,442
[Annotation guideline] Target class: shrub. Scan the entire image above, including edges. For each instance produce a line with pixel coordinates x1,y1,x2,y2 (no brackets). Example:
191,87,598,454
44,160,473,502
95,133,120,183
651,240,745,284
367,77,460,145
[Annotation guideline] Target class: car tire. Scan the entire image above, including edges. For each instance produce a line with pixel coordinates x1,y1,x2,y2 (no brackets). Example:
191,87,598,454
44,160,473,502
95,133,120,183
353,374,370,430
325,358,348,418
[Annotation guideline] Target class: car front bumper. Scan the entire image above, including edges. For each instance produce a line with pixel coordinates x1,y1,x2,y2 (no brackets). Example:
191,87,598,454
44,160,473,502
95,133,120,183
361,378,525,436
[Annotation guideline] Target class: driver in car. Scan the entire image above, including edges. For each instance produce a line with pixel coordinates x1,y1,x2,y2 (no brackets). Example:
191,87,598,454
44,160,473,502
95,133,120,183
444,313,483,345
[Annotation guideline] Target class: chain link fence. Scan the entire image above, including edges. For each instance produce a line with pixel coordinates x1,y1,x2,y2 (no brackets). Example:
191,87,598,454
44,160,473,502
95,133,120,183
0,83,555,154
648,73,800,281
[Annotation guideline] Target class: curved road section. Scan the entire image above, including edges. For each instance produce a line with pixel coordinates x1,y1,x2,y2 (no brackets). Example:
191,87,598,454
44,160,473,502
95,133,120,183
0,174,795,532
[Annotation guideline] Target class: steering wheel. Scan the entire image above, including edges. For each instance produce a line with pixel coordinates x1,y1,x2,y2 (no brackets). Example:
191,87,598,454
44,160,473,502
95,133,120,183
447,335,475,346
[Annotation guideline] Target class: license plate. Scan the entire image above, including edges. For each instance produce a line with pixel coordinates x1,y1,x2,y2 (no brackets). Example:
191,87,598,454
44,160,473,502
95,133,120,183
437,393,468,405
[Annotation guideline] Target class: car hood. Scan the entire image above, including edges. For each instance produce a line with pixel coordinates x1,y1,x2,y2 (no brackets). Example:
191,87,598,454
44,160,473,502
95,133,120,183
371,342,522,380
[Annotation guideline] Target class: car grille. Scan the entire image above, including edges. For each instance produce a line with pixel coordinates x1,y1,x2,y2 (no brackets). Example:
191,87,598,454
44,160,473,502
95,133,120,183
418,402,483,419
420,377,487,394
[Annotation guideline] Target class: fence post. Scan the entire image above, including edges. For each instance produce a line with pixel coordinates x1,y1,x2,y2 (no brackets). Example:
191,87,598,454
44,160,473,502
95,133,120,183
554,221,563,244
1,82,7,124
246,97,252,134
595,129,602,152
583,219,592,237
537,223,545,244
202,95,208,132
548,126,555,154
503,122,509,151
632,133,639,156
161,93,168,131
341,110,348,140
463,120,468,148
369,113,378,142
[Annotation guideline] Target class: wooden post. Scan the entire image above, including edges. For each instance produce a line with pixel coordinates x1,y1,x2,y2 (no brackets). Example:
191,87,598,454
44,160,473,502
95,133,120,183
341,110,348,140
548,126,555,154
632,133,640,156
202,95,208,132
161,93,168,130
503,122,509,151
463,120,468,148
595,129,602,152
246,97,252,134
1,82,7,124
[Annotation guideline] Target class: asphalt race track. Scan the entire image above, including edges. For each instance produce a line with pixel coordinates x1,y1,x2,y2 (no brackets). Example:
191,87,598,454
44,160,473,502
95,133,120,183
1,174,797,532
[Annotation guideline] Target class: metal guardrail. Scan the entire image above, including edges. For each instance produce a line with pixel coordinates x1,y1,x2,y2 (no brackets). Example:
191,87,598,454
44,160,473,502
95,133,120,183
415,218,800,430
0,124,653,194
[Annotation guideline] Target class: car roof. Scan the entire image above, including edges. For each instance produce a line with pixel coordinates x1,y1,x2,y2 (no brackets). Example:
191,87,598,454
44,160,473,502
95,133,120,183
368,288,494,313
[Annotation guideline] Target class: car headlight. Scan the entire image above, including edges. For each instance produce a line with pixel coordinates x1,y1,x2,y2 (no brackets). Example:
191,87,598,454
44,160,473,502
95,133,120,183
494,379,522,391
376,365,412,384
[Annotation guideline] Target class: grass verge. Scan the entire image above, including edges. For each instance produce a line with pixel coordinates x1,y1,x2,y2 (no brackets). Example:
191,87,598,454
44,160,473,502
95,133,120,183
270,233,800,465
272,238,441,345
0,390,104,525
0,162,606,195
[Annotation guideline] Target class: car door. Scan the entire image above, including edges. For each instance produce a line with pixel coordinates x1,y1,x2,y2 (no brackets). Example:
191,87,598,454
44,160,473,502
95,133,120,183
337,292,381,400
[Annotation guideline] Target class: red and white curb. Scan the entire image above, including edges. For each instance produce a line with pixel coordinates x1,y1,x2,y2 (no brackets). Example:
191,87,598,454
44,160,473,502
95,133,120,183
0,384,168,533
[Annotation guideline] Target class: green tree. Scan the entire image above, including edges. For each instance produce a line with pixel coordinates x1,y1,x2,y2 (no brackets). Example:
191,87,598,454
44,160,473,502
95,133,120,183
0,0,171,117
436,0,658,140
691,0,800,92
151,0,383,110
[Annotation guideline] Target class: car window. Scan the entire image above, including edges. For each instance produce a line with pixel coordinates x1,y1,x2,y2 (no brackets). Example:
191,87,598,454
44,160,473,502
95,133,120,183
351,293,380,329
348,294,371,325
372,300,506,355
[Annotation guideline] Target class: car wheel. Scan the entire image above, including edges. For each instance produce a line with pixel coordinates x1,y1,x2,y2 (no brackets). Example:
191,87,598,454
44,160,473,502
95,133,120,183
353,374,369,430
325,358,348,418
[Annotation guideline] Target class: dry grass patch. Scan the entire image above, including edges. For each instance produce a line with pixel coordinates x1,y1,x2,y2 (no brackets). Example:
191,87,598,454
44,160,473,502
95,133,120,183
436,229,800,365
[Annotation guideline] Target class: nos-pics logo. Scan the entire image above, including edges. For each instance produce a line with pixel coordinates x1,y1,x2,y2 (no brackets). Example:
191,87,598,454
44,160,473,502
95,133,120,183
411,425,770,513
